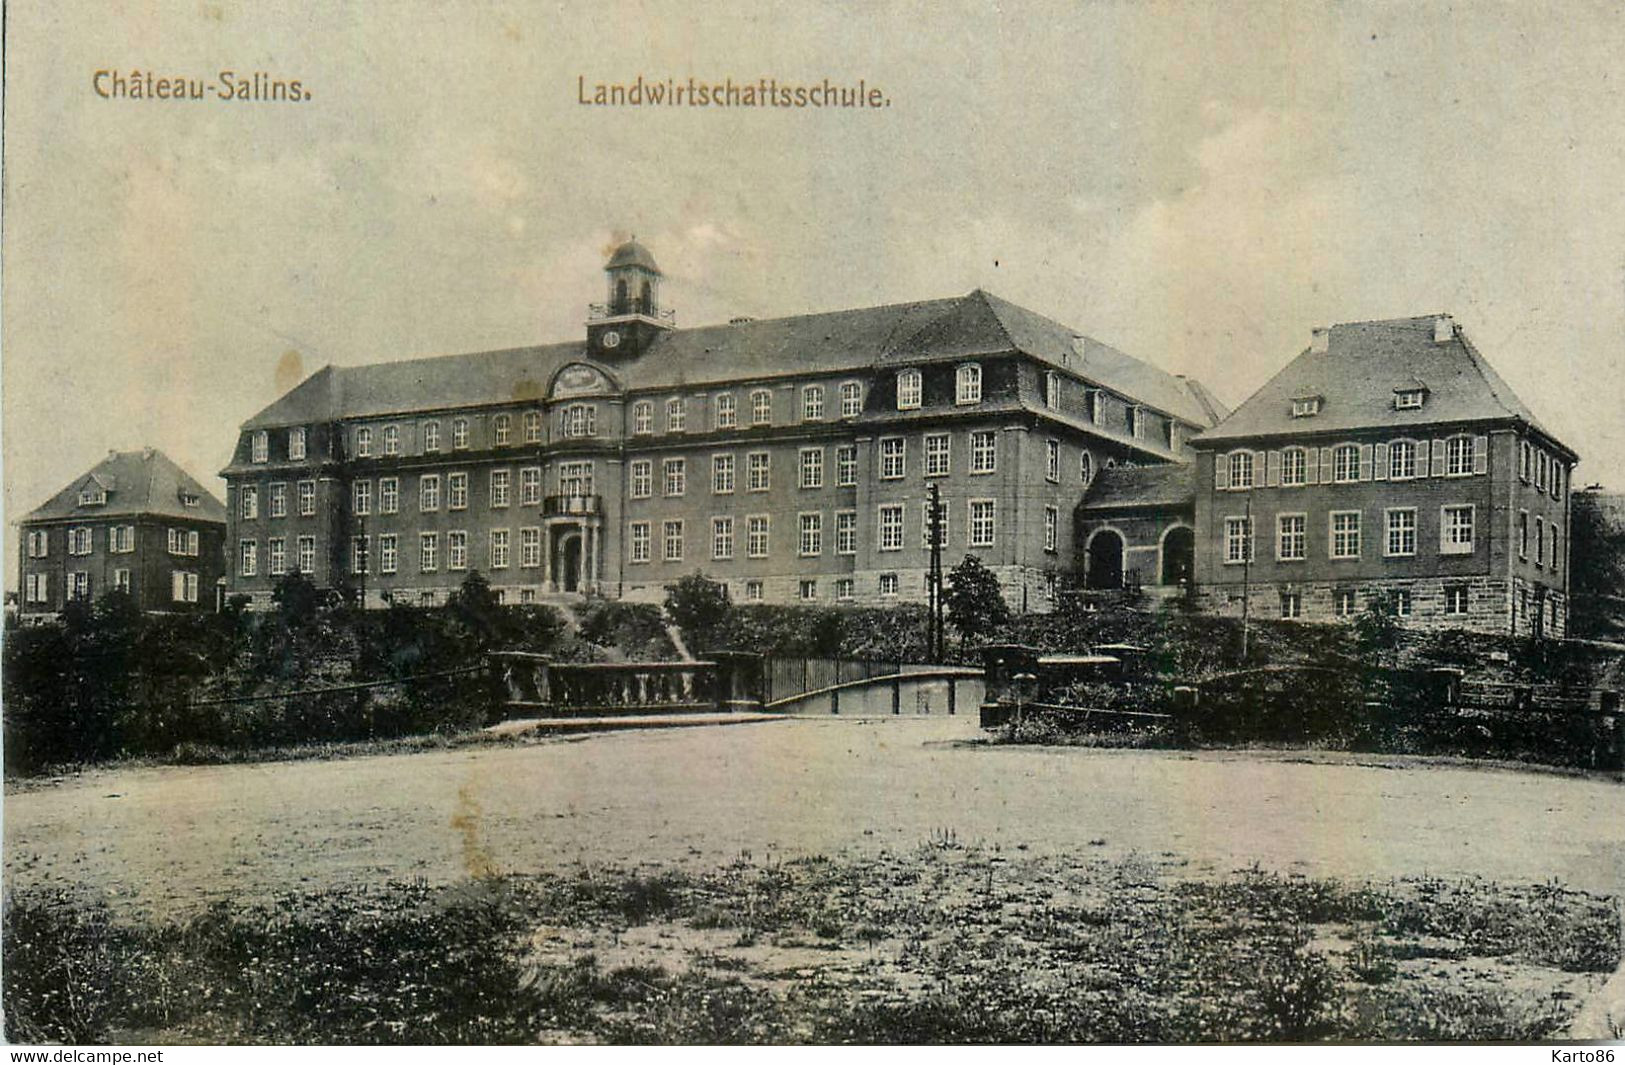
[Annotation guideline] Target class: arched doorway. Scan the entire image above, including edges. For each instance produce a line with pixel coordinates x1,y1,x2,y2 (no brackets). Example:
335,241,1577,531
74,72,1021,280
1161,526,1194,586
558,533,583,593
1085,530,1124,590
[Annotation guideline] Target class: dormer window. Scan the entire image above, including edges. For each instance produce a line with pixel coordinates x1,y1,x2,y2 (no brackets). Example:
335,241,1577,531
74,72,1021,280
1290,396,1323,418
1044,371,1060,410
896,369,921,411
1394,389,1426,410
252,430,269,462
79,487,107,506
956,364,982,405
288,427,307,461
180,491,200,508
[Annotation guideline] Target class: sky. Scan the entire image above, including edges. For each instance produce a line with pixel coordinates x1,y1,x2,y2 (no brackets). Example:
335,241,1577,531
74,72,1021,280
6,0,1625,586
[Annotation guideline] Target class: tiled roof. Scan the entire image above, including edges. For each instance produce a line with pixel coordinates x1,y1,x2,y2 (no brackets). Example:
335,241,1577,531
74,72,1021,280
242,290,1223,430
21,449,227,524
1193,315,1565,451
1078,463,1195,511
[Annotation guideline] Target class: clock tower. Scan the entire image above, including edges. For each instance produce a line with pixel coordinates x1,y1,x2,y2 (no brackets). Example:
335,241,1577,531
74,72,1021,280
586,238,674,358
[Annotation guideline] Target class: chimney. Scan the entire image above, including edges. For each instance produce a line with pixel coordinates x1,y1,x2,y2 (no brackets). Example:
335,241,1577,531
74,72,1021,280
1433,314,1454,343
1310,327,1330,354
142,446,155,459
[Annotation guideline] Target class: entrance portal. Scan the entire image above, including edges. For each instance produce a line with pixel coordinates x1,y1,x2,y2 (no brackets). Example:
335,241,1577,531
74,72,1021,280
559,534,583,593
1085,530,1125,590
1161,526,1194,586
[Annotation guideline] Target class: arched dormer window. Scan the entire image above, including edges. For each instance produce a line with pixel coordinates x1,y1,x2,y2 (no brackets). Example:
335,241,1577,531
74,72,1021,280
956,363,982,405
896,369,921,410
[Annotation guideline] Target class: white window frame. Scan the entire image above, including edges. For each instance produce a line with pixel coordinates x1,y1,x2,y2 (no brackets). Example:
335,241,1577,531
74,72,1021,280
296,535,315,574
422,421,441,453
747,451,770,492
1276,513,1306,561
799,447,824,489
750,389,772,426
663,520,684,562
1329,510,1362,560
352,480,372,516
1332,444,1360,483
1044,371,1060,410
1334,588,1358,618
799,512,823,557
1444,585,1469,615
1444,435,1474,477
1045,439,1060,483
629,521,652,563
288,427,307,461
747,515,771,558
836,510,857,555
630,459,653,499
968,499,996,549
1389,439,1418,480
493,413,512,445
879,573,900,598
252,430,269,463
1223,516,1253,565
711,516,735,561
419,532,438,573
714,393,737,430
525,410,544,443
447,531,469,572
1280,591,1302,619
383,424,400,456
1280,447,1307,486
836,445,858,486
1227,451,1254,490
970,431,997,474
840,380,863,418
802,384,825,422
489,469,511,508
924,433,951,477
712,454,736,495
269,483,288,518
1385,507,1417,558
1043,506,1058,553
879,438,905,480
632,401,654,435
1441,505,1475,555
452,418,470,450
663,458,686,498
240,539,258,577
956,363,982,405
379,534,398,574
896,369,921,410
520,467,542,506
420,474,441,512
448,472,468,511
666,397,686,433
298,480,316,516
878,503,905,552
488,529,509,570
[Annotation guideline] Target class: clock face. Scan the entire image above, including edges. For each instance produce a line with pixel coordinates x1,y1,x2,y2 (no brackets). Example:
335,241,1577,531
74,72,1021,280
601,330,622,349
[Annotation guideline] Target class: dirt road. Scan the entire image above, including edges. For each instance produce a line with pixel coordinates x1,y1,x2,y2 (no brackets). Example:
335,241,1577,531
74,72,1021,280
6,716,1622,916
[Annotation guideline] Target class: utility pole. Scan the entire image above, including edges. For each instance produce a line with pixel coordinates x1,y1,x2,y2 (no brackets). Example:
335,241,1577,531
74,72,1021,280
1240,493,1252,661
928,481,944,661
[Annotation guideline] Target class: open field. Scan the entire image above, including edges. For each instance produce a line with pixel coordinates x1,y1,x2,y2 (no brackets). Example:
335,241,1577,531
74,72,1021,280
7,716,1625,916
7,716,1624,1042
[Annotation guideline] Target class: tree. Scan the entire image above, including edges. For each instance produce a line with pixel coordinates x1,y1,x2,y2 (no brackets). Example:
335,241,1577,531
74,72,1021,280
944,555,1010,642
447,570,505,649
663,572,731,652
271,569,322,628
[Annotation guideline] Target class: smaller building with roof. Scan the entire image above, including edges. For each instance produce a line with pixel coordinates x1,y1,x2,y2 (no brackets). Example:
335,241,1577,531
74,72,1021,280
1184,314,1577,635
16,448,228,617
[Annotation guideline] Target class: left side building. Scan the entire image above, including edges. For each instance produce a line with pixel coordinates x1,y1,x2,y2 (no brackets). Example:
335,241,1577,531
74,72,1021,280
15,448,227,618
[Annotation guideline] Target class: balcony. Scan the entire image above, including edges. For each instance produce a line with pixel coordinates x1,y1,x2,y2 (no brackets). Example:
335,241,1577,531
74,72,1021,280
544,494,602,517
588,299,676,325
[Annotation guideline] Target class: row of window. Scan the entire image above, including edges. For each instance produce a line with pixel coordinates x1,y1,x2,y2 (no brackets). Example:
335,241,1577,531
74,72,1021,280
627,500,1018,563
28,526,199,558
239,481,318,519
250,427,307,463
1280,585,1471,620
1516,511,1562,569
1219,436,1487,490
1517,440,1566,500
1223,505,1479,563
21,569,197,605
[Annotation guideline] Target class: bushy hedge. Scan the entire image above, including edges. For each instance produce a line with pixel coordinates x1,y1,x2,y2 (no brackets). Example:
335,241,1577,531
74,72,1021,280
2,585,572,776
